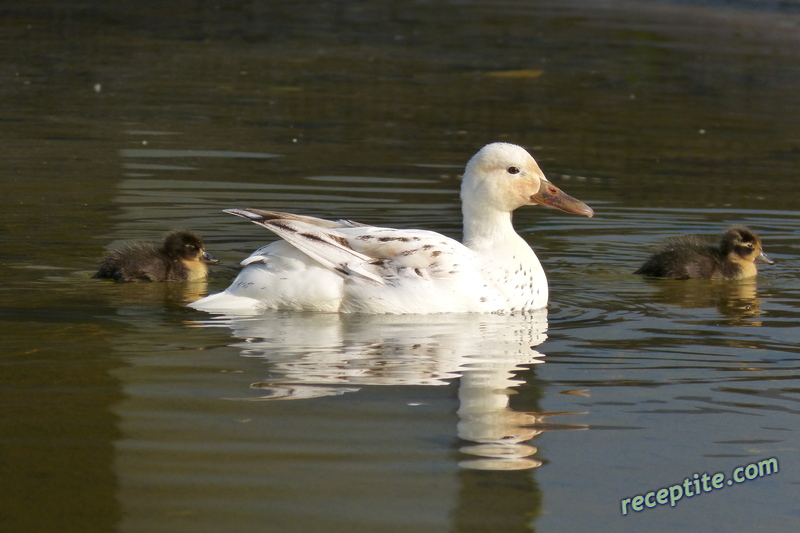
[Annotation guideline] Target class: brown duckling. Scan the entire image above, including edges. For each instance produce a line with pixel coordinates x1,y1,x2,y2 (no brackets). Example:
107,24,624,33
634,225,773,280
93,229,219,282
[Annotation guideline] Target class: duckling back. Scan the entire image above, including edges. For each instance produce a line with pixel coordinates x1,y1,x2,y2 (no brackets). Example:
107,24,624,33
93,242,177,282
634,235,724,279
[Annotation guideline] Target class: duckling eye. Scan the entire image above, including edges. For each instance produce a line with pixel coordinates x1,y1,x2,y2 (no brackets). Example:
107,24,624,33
507,166,520,175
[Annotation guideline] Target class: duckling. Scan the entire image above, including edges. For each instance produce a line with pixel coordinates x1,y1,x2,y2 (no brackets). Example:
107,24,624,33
93,229,219,282
634,225,773,280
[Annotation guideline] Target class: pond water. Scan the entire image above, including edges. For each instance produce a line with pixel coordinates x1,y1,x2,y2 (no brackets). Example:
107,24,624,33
2,1,800,532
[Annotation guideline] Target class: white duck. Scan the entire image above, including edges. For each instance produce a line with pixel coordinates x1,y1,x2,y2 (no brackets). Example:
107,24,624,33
190,142,594,314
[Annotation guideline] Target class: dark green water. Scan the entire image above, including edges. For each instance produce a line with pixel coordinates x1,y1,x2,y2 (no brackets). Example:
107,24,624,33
2,1,799,532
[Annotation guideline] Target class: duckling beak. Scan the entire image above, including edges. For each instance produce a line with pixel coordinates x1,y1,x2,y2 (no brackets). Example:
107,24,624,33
756,250,774,264
201,250,220,263
530,181,594,218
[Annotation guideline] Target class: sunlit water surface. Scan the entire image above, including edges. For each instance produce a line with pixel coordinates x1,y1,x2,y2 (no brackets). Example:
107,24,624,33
2,1,800,532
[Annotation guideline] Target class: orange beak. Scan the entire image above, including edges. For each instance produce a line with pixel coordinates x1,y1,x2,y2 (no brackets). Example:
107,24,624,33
530,181,594,218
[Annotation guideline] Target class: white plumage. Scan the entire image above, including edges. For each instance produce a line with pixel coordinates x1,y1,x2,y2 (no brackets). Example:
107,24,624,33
190,142,594,314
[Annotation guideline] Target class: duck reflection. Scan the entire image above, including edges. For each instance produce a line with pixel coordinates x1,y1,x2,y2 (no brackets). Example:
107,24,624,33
191,310,586,470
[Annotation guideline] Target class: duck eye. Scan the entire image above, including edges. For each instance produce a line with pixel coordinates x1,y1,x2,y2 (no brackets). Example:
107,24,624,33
507,166,520,175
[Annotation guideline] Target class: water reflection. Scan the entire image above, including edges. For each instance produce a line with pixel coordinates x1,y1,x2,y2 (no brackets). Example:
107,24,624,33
191,310,587,470
92,278,214,306
642,277,764,325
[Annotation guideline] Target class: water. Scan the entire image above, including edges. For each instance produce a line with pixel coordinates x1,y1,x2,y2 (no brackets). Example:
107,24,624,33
2,1,800,531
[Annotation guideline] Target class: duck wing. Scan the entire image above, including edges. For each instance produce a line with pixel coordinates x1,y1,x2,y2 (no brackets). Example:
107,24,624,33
194,209,520,314
226,209,386,283
225,208,469,286
224,208,368,229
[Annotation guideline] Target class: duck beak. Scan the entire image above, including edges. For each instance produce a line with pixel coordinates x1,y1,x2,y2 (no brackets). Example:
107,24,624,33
201,250,220,263
756,250,774,264
530,181,594,218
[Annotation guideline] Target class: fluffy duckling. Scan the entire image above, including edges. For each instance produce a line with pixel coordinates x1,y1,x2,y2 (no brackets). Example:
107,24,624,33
634,225,773,280
93,230,219,282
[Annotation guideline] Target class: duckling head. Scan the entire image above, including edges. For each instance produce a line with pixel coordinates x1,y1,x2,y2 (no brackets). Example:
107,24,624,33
162,230,220,264
720,225,773,265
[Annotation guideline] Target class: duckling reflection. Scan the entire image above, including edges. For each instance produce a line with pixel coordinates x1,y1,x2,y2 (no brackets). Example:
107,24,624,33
190,311,587,470
94,276,219,306
93,229,219,282
635,225,773,280
642,277,763,325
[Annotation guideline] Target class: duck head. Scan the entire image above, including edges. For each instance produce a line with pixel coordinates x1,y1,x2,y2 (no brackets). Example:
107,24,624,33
163,230,220,264
721,225,773,265
461,142,594,218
